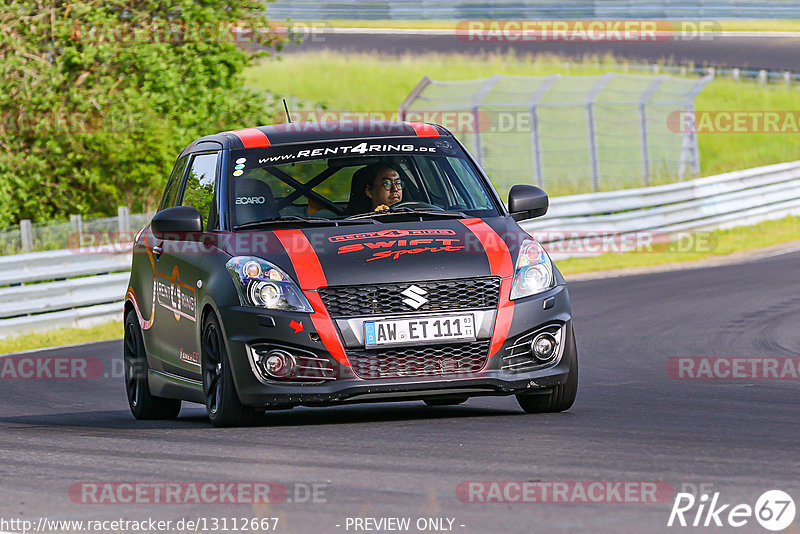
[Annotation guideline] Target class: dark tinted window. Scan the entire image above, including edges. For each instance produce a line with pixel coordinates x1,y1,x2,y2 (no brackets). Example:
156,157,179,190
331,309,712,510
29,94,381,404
160,156,189,211
181,153,219,229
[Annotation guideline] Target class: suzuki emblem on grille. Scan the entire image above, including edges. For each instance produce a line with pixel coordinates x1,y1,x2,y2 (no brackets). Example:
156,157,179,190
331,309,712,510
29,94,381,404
401,285,428,309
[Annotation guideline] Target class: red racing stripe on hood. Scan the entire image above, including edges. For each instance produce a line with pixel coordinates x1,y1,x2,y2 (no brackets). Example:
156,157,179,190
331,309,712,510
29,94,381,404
461,218,515,359
273,229,351,368
230,128,271,148
404,121,439,138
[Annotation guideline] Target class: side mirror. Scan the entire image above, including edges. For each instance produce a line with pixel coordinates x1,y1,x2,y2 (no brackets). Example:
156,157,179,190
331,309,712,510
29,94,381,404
151,206,203,239
508,185,549,221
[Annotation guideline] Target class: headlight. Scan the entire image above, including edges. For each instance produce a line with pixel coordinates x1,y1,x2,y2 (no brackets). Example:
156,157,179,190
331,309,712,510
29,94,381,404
226,256,313,312
510,239,555,300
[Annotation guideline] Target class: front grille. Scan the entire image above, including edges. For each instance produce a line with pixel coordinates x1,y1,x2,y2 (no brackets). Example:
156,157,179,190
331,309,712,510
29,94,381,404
319,277,500,318
347,341,491,379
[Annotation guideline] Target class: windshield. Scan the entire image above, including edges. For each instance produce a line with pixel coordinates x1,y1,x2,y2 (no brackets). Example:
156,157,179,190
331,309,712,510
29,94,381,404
228,137,499,228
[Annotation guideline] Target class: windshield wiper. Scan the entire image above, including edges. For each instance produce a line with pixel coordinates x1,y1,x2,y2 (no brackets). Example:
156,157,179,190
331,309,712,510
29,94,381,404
345,207,467,220
234,216,377,231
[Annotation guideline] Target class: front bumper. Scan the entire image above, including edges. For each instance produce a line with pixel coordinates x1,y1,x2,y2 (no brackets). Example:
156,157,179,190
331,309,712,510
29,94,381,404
218,285,574,408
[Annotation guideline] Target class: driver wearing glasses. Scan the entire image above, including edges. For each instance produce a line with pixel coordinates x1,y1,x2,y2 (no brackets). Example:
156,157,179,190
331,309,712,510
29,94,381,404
365,166,404,212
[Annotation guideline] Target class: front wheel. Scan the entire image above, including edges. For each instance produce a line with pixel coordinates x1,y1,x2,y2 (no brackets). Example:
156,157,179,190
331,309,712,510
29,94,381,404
123,311,181,420
201,314,262,427
516,347,578,414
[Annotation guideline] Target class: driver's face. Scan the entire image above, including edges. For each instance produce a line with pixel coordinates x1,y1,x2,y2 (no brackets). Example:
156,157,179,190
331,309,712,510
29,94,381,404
366,168,402,209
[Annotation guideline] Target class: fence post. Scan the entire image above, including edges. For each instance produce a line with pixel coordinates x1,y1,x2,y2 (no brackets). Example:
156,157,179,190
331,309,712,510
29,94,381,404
117,206,130,236
784,71,792,87
679,74,715,179
70,214,83,247
20,219,33,253
397,76,433,121
469,75,502,166
585,73,614,191
758,70,767,85
638,76,667,185
527,74,559,188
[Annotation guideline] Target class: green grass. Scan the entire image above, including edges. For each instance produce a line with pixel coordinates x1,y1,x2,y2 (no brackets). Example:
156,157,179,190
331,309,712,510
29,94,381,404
556,216,800,276
0,321,122,355
245,50,800,194
292,20,800,33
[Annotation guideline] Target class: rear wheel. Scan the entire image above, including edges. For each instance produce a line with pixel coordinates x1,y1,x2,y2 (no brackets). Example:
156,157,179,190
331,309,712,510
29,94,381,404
516,351,578,414
202,314,261,427
424,396,469,406
123,311,181,420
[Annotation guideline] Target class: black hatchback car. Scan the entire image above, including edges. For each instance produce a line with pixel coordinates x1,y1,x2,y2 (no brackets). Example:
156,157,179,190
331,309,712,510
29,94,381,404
124,121,578,426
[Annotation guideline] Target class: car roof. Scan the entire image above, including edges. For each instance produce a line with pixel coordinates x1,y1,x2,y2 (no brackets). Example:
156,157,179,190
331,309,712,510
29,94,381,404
179,120,452,157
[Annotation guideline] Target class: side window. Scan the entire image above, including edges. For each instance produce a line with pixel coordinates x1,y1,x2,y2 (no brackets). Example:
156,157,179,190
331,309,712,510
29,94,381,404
181,153,219,230
160,156,189,211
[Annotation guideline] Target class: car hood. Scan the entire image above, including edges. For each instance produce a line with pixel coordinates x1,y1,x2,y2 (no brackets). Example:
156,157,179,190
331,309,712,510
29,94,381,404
224,217,528,289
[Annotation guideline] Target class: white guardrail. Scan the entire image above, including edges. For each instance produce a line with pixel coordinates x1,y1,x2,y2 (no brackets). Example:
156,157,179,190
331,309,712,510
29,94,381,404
1,160,799,339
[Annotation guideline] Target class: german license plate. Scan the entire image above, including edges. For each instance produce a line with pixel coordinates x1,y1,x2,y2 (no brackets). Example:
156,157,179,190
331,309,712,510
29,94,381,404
364,314,475,347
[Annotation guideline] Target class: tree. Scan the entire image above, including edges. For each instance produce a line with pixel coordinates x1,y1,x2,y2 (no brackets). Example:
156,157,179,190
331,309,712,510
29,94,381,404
0,0,286,226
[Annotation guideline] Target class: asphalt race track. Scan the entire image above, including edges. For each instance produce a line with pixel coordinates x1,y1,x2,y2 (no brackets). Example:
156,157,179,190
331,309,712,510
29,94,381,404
1,251,798,534
289,31,800,70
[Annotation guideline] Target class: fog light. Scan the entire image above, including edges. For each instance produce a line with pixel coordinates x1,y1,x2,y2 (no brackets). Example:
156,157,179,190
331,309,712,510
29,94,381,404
531,333,558,361
260,350,296,379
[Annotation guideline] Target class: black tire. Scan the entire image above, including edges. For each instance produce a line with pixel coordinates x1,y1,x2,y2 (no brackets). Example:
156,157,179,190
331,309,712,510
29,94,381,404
123,311,181,420
516,351,578,414
424,396,469,406
201,314,261,427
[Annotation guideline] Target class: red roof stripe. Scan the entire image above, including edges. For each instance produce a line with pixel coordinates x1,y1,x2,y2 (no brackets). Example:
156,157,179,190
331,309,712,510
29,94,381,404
404,121,440,138
230,128,271,148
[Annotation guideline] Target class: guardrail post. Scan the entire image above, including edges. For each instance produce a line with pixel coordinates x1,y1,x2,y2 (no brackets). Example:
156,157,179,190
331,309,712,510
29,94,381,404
784,71,792,87
20,219,33,253
117,206,130,236
758,70,767,85
732,68,740,82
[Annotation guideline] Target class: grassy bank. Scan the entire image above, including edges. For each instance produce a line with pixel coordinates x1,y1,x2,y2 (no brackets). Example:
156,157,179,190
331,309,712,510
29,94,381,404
245,50,800,183
556,216,800,275
0,321,123,355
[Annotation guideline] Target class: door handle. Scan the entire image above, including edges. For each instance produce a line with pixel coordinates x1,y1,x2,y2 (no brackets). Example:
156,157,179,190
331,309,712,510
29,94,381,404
152,244,164,258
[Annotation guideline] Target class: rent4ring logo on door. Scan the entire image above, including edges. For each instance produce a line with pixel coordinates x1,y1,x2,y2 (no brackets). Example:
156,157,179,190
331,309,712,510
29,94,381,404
668,489,795,531
156,265,197,322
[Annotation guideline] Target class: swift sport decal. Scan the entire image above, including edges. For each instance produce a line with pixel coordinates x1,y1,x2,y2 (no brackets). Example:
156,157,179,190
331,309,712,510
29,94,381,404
273,229,351,368
460,219,515,359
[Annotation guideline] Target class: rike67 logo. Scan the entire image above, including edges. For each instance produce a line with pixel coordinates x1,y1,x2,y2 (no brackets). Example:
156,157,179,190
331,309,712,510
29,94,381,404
668,489,795,531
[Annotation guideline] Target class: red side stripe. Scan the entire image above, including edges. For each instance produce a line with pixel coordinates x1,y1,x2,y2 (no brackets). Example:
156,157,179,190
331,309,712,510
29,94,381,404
461,218,515,359
404,121,439,138
230,128,271,148
273,229,350,368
